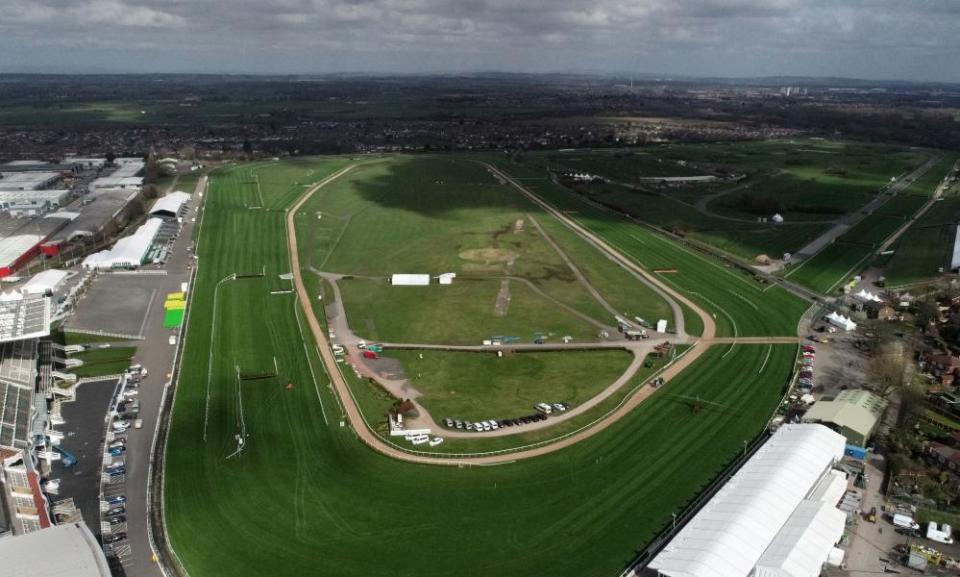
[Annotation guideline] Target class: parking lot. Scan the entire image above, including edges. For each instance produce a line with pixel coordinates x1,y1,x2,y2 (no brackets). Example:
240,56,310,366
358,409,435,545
64,274,161,339
50,376,119,538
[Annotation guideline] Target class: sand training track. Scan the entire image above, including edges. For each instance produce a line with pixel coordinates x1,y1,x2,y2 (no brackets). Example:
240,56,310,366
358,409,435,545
285,161,789,465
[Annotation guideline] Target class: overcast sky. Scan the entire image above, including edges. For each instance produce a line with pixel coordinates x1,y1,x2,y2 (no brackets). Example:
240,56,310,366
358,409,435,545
2,0,959,81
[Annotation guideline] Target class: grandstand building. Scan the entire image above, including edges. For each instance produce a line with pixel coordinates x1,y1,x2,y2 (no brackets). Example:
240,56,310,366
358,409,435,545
0,520,112,575
646,424,849,577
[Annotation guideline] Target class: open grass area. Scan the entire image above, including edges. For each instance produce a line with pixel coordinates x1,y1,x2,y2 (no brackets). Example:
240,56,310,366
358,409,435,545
884,196,960,286
483,154,809,337
166,156,796,577
786,242,871,294
389,348,633,421
788,155,958,292
295,156,674,343
69,346,137,378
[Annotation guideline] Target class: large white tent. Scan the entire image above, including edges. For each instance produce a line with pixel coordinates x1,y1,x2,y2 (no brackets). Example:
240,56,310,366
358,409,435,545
149,191,190,218
391,274,430,286
648,424,847,577
825,312,857,332
82,218,162,270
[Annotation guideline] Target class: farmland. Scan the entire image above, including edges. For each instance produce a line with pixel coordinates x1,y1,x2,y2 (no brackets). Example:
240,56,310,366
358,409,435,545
164,156,799,577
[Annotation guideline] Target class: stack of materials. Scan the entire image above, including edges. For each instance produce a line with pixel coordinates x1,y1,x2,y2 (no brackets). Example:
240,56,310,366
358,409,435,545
163,291,186,328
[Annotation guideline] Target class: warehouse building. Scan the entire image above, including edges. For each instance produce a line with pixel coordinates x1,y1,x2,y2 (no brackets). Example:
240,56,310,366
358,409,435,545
0,213,76,278
0,189,71,217
647,424,849,577
40,188,139,256
0,522,111,576
801,389,887,447
82,217,163,270
0,172,63,192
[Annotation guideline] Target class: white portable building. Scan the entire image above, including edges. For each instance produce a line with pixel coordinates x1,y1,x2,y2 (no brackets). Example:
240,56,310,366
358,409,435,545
391,274,430,286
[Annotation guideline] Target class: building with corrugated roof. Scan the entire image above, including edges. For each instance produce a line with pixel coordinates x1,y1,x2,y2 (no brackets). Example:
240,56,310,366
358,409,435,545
802,389,887,447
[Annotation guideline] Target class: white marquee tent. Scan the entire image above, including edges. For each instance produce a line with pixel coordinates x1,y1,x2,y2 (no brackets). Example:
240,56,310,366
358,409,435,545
648,424,847,577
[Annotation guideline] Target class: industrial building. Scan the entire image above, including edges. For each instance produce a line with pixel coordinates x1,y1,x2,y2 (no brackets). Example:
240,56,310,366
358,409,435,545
82,217,163,270
0,172,63,192
0,189,71,217
802,389,887,447
40,188,139,256
647,424,849,577
0,213,76,278
0,522,111,577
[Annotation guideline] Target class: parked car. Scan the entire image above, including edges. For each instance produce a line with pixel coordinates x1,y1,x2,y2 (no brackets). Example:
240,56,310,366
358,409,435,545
111,421,130,432
103,532,127,544
106,495,126,505
552,403,567,412
108,446,125,457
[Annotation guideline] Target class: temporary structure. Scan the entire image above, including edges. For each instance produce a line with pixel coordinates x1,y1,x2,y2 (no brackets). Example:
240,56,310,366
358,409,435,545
825,311,857,332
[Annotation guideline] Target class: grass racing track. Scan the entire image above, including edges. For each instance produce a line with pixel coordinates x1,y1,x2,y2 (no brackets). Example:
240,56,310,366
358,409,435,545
482,156,809,337
163,158,799,577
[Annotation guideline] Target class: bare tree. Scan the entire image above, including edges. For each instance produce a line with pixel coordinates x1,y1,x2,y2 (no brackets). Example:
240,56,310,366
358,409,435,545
867,342,914,397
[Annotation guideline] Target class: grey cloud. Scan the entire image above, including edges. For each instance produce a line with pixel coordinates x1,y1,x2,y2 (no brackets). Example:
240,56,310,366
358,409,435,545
0,0,958,81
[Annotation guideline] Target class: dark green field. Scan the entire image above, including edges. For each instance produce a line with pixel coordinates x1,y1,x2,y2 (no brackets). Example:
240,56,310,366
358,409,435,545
165,157,797,577
884,196,960,286
482,154,809,337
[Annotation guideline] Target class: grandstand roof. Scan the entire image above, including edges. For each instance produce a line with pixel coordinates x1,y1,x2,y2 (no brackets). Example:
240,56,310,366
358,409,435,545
0,523,111,577
0,380,33,450
0,339,38,387
82,217,162,270
150,191,190,218
648,424,846,577
0,293,50,343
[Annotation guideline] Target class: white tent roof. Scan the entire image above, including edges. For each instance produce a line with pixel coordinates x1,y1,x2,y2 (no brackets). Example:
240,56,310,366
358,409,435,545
149,191,190,217
391,274,430,286
754,499,847,577
82,218,162,270
825,312,857,331
648,425,846,577
854,289,882,303
20,269,69,295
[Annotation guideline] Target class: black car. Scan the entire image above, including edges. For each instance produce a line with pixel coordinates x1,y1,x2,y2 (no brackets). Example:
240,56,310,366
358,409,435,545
107,515,126,525
103,532,127,544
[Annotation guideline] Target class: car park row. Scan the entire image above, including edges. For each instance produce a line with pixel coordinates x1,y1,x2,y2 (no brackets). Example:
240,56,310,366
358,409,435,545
443,402,570,433
99,366,146,566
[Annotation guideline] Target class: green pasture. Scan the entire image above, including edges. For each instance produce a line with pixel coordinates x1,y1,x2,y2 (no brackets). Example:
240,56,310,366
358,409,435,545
390,348,633,421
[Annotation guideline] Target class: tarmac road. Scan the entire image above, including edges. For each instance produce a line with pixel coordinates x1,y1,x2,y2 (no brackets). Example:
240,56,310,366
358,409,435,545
120,177,206,577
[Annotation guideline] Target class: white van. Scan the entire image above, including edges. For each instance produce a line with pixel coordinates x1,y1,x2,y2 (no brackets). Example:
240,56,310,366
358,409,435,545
892,513,920,531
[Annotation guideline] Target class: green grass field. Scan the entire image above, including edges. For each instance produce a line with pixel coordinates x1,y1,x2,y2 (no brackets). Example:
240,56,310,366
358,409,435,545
482,154,809,337
165,156,797,577
786,242,871,294
294,156,674,344
389,349,633,421
69,346,137,378
884,196,960,286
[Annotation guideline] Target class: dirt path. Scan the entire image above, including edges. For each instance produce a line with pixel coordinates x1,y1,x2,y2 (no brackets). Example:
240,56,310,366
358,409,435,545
286,163,794,464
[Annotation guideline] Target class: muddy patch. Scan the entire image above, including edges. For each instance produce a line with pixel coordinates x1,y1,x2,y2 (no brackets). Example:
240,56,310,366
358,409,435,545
494,278,512,316
459,247,519,263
